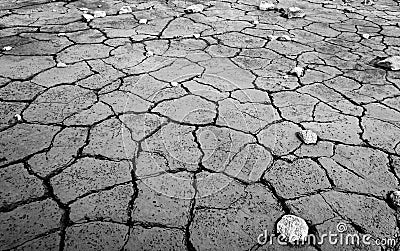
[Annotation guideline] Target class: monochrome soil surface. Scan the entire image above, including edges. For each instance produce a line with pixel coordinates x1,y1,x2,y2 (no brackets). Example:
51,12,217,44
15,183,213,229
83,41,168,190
1,0,400,250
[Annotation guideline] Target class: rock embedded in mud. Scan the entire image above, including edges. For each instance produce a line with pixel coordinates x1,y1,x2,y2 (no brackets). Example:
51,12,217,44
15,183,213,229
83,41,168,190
93,10,106,18
282,7,305,18
362,34,370,39
139,19,148,24
184,4,205,14
376,56,400,71
119,6,133,14
56,62,67,68
276,215,309,244
82,14,94,22
290,67,304,77
277,35,292,41
298,130,318,144
2,46,12,51
259,1,275,10
389,191,400,208
145,51,154,57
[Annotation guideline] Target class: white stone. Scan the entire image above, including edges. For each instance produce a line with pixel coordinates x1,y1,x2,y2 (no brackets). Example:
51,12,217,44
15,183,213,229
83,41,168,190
390,191,400,207
136,2,154,10
268,35,278,41
259,1,275,10
285,7,305,18
119,6,133,14
2,46,12,51
277,215,309,244
57,33,66,36
79,7,89,13
290,66,304,77
139,19,148,24
362,34,370,39
376,56,400,71
362,0,373,5
253,20,259,24
277,35,292,41
282,154,297,162
93,10,106,18
193,34,201,39
145,51,154,57
288,7,302,12
14,114,22,121
298,130,318,144
82,14,94,22
184,4,205,13
57,62,67,68
171,82,179,87
343,7,355,13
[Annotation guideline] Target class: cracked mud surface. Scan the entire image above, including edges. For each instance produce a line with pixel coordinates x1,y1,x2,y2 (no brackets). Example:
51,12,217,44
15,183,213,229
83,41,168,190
0,0,400,250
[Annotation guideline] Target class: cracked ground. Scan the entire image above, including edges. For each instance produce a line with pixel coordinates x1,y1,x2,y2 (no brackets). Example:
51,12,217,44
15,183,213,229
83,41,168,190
1,0,400,250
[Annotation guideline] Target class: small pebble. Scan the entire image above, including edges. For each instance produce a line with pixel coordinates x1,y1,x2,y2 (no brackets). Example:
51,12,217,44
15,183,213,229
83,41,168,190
79,7,89,11
79,7,89,14
139,19,148,24
281,154,297,162
145,51,154,57
119,6,133,14
253,20,259,24
2,46,12,51
82,13,94,22
362,33,370,39
14,114,22,121
288,7,302,12
277,215,309,244
193,34,201,39
290,66,304,77
277,35,292,41
93,10,106,18
376,56,400,71
259,1,275,10
57,32,66,36
171,81,179,87
343,7,355,13
362,0,373,5
284,7,306,18
390,191,400,208
184,4,205,13
298,130,318,144
268,35,278,41
57,62,67,68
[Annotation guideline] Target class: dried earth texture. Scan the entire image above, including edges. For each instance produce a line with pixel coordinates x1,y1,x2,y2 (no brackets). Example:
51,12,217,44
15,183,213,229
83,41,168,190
0,0,400,250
